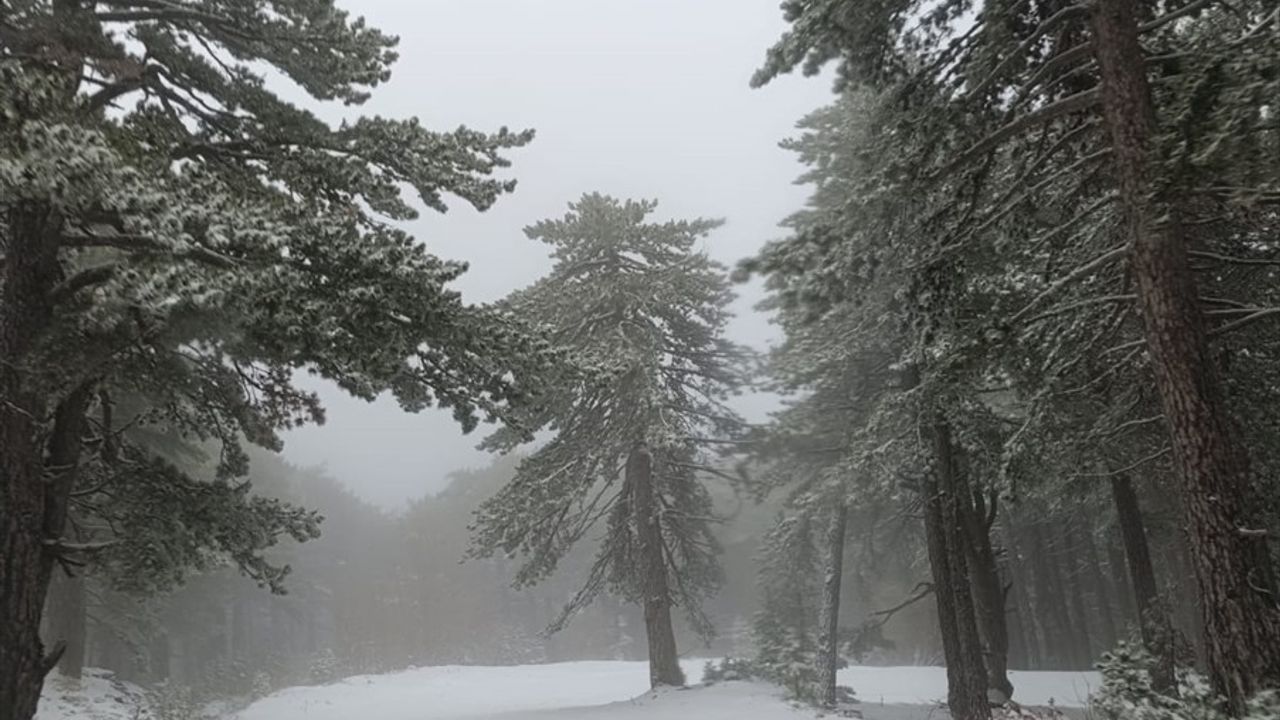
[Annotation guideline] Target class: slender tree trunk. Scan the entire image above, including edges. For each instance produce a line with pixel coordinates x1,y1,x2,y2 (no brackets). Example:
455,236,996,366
960,488,1013,703
1061,526,1094,669
1089,1,1280,710
1106,522,1138,631
628,444,684,688
921,414,990,720
1110,473,1175,690
1082,521,1119,652
1028,521,1072,670
1002,513,1043,670
817,502,848,708
44,572,86,679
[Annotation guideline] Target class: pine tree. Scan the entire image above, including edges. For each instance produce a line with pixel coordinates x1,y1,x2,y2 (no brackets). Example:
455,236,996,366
470,194,748,688
754,1,1280,711
752,513,820,702
0,4,555,718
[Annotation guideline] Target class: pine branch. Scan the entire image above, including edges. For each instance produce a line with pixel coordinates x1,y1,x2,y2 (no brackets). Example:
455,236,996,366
940,89,1101,177
1010,245,1127,325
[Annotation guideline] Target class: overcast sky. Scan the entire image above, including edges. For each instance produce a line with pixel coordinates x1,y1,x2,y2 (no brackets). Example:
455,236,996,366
279,0,835,509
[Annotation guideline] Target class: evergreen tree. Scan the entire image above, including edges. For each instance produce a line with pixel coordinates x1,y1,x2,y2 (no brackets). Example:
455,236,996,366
0,3,555,718
754,1,1280,712
752,513,820,702
471,193,748,688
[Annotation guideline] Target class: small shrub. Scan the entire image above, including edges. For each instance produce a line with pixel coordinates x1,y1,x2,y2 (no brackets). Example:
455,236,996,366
703,657,761,683
1091,642,1280,720
148,683,212,720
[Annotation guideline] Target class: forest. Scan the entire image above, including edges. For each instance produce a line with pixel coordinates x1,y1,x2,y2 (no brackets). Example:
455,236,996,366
2,1,1279,720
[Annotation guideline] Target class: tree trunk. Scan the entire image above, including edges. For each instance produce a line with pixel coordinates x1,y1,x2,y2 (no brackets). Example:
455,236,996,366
1002,512,1043,670
628,444,684,688
921,414,990,720
1110,473,1175,689
1,202,92,720
817,502,848,708
960,488,1014,703
1061,525,1094,668
1082,521,1119,652
44,572,86,679
1106,521,1138,631
1028,521,1073,670
1089,0,1280,710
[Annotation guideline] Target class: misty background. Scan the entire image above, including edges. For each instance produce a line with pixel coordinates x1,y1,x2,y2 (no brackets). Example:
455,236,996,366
280,0,832,508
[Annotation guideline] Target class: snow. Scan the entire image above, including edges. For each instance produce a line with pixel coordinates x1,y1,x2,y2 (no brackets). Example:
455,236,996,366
838,666,1098,708
36,668,150,720
231,661,1100,720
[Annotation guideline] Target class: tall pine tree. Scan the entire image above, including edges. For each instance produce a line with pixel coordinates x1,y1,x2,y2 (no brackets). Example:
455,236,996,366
471,194,748,688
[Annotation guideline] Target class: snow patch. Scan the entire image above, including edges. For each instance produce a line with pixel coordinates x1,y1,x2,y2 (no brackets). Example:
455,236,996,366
36,668,150,720
233,661,1099,720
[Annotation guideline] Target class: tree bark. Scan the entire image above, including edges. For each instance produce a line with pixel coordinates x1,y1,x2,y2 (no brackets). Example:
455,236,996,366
1028,521,1072,670
1106,521,1138,630
1002,512,1043,670
1061,525,1095,668
1110,473,1175,690
628,444,684,688
817,502,848,708
1,202,86,720
960,487,1014,702
43,572,86,679
1082,520,1119,652
1089,0,1280,710
921,414,990,720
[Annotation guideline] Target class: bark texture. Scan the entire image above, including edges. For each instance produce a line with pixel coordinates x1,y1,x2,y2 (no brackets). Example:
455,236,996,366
817,502,848,708
1089,2,1280,708
960,488,1014,701
628,444,685,688
1,203,77,720
921,414,991,720
44,572,86,679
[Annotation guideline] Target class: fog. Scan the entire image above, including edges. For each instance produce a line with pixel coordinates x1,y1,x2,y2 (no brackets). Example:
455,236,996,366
9,1,1273,719
280,0,832,508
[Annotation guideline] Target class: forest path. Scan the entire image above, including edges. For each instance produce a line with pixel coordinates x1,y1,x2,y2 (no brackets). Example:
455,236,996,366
231,660,1099,720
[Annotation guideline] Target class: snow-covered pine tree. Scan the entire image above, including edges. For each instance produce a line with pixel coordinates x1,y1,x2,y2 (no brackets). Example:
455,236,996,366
754,3,1280,711
470,193,749,688
752,513,820,702
0,4,556,718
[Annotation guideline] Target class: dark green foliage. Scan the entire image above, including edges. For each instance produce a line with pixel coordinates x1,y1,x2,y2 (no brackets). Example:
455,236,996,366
471,193,749,636
752,513,821,701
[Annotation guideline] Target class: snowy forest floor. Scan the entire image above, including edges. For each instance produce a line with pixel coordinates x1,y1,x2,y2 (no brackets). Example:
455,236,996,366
37,661,1100,720
232,661,1098,720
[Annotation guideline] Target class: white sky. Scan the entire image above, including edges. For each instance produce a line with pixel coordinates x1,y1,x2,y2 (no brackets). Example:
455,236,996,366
279,0,835,509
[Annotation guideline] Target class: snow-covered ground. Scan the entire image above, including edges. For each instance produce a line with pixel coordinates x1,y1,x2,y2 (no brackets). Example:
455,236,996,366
232,661,1100,720
36,668,151,720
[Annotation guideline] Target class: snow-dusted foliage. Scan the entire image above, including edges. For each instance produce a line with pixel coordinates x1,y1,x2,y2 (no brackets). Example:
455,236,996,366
2,4,557,716
470,193,750,635
1,1,554,580
750,513,821,702
1091,644,1280,720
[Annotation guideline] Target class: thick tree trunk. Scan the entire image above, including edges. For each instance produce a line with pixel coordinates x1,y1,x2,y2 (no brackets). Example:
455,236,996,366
1110,473,1175,689
1,203,83,720
44,572,86,679
960,488,1013,703
628,444,684,688
1089,0,1280,710
921,414,990,720
817,502,848,708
